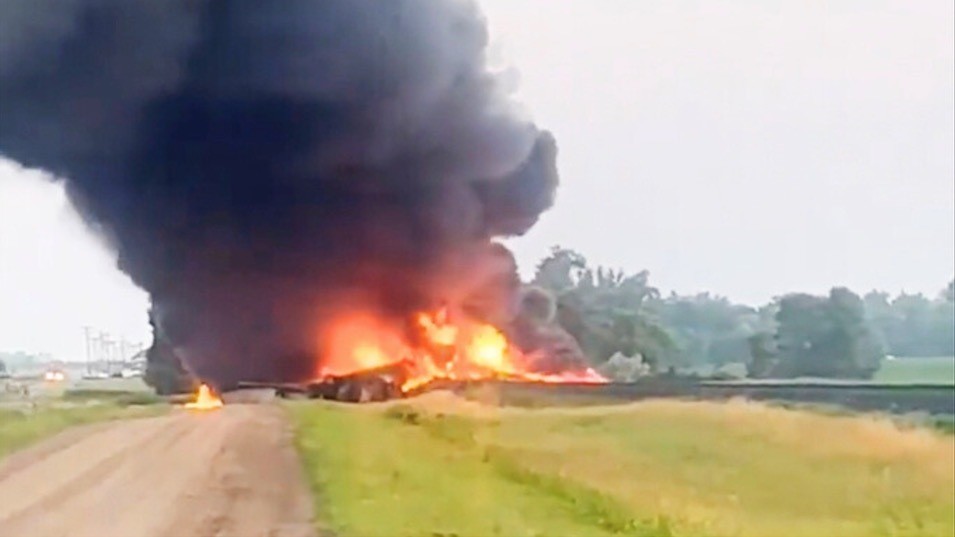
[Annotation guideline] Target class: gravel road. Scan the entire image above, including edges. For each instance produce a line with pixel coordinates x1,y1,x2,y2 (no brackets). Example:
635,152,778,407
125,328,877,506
0,405,315,537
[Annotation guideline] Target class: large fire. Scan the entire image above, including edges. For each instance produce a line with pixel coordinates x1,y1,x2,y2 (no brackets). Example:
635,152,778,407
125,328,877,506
318,308,606,393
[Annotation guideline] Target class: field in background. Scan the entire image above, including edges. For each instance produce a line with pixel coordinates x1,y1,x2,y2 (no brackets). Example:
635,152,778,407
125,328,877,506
688,356,955,386
1,376,151,404
876,357,955,385
69,377,152,392
0,403,163,460
288,393,954,537
0,377,163,460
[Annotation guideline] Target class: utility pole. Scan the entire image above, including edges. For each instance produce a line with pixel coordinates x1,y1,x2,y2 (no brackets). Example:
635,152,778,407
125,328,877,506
93,332,103,374
120,338,131,372
100,332,112,375
83,326,93,375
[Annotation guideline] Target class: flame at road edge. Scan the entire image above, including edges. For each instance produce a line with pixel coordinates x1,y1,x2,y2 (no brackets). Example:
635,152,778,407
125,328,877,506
184,383,224,411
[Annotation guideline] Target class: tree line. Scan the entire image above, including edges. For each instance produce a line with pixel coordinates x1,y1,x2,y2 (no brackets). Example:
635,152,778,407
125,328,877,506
528,247,955,379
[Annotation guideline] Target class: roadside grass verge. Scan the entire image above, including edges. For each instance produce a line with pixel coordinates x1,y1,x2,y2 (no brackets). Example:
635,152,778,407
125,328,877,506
0,399,165,460
287,394,954,537
61,388,164,406
289,401,663,537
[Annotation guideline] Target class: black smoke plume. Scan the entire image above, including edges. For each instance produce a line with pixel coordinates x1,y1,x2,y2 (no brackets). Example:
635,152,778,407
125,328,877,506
0,0,559,385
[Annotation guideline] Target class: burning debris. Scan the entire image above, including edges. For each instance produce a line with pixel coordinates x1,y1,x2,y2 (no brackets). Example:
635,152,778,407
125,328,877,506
184,384,224,411
0,0,603,391
310,363,407,403
315,306,604,398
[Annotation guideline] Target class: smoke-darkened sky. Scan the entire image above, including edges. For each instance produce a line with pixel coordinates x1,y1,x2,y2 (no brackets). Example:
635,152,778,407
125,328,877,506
0,0,564,383
1,0,953,361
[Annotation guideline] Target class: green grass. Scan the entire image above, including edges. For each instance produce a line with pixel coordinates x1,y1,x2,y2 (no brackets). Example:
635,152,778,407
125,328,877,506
875,357,955,385
0,400,165,460
61,388,164,406
287,395,955,537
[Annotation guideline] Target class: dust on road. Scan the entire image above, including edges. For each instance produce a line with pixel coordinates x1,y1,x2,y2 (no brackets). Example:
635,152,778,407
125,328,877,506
0,405,315,537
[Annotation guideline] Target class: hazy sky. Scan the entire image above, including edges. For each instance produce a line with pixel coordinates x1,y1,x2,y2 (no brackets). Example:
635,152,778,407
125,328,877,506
1,0,953,359
0,160,150,359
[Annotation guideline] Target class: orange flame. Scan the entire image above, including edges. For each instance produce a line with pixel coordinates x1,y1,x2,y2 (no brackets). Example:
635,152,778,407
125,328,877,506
319,312,408,377
417,308,458,346
184,383,223,411
319,308,606,393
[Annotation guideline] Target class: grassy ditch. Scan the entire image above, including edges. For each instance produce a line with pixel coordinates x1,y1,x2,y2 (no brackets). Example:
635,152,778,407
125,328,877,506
0,393,166,460
287,394,954,537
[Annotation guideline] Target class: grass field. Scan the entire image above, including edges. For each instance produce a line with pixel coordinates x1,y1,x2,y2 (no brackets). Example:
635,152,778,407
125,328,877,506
288,393,955,537
0,397,164,460
875,357,955,385
689,356,955,385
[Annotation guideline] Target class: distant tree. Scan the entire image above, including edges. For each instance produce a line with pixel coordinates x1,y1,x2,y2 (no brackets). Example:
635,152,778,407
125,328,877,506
936,280,955,355
532,247,587,292
827,287,884,376
770,288,884,378
891,293,935,355
529,251,952,376
651,293,759,367
599,310,675,369
533,246,675,369
746,332,777,378
863,286,954,357
863,291,894,353
708,335,753,366
930,283,955,356
0,359,6,374
773,293,827,376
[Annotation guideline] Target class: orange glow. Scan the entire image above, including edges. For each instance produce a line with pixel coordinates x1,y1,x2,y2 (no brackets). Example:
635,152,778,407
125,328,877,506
184,383,223,411
417,308,458,346
318,308,607,394
319,313,407,377
43,370,66,382
465,324,512,372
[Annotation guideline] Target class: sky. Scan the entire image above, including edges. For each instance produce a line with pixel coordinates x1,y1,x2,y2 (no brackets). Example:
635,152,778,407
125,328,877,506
1,0,953,360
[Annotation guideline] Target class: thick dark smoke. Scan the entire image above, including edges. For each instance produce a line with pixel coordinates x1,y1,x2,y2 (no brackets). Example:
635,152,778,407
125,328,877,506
0,0,559,385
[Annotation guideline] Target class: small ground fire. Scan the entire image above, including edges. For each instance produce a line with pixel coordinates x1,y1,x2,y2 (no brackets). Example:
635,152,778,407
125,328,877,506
184,384,224,411
318,308,606,394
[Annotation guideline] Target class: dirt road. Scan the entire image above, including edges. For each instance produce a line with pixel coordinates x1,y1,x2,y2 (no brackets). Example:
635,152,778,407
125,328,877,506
0,405,316,537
